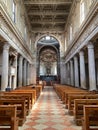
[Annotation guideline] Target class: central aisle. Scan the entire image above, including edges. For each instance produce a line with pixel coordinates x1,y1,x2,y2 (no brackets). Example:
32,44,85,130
20,86,82,130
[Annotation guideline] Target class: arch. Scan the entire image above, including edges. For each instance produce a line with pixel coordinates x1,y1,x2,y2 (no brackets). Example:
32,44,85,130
38,44,59,56
35,34,61,48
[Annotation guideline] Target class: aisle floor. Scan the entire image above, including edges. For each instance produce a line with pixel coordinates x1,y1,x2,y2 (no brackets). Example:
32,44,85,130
19,86,82,130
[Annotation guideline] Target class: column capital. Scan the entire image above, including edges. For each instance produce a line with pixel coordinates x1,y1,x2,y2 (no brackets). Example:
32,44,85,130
24,59,27,63
3,43,10,50
74,56,78,60
27,61,30,65
19,55,23,61
79,51,84,56
87,42,94,49
70,59,73,63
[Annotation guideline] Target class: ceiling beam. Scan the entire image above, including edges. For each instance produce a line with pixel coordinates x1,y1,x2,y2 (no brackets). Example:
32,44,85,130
28,11,69,16
31,20,66,24
24,0,72,5
31,28,64,33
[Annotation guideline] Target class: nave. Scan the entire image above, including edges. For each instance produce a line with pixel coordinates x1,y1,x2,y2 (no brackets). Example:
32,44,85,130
19,86,81,130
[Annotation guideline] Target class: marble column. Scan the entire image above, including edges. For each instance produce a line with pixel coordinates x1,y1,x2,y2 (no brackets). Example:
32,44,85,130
70,60,74,86
1,43,10,91
18,56,23,87
79,51,86,89
23,59,27,86
74,56,79,87
87,43,96,90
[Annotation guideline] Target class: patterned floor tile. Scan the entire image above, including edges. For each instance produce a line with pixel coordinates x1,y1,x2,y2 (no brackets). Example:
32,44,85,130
43,127,57,130
19,86,82,130
33,124,48,130
52,124,67,130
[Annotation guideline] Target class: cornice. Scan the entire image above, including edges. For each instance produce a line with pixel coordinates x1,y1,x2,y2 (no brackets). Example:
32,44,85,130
0,2,33,61
64,1,98,61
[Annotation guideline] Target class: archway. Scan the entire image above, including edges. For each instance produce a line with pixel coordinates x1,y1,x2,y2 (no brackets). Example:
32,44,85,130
36,36,60,85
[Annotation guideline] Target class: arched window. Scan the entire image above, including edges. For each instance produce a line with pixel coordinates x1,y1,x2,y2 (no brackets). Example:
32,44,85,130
70,24,73,41
65,37,67,51
3,0,7,5
12,0,16,23
89,0,93,7
80,0,85,24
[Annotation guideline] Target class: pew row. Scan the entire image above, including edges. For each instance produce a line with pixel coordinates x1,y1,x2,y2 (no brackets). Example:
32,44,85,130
68,94,98,115
53,84,88,103
0,95,31,115
3,91,35,105
82,105,98,130
0,99,26,126
0,105,18,130
74,99,98,125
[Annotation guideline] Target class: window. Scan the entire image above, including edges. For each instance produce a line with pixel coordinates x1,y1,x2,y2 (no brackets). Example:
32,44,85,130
70,24,73,41
65,38,67,51
80,0,85,24
46,36,50,40
12,0,16,23
24,27,27,41
89,0,93,7
30,38,32,49
3,0,7,5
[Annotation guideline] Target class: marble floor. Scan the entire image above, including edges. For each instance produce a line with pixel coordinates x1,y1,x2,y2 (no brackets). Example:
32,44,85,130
19,86,82,130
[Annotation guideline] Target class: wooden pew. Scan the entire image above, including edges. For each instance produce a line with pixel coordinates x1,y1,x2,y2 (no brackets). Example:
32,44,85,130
3,91,35,105
16,84,42,99
0,105,18,130
68,94,98,115
11,90,36,104
0,99,26,126
65,92,88,108
0,95,31,115
74,99,98,125
82,105,98,130
53,84,87,103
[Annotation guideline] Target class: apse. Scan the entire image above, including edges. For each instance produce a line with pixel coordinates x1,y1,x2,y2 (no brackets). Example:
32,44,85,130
37,36,60,84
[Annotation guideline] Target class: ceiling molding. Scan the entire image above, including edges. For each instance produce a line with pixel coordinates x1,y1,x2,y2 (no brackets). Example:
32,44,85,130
24,0,72,5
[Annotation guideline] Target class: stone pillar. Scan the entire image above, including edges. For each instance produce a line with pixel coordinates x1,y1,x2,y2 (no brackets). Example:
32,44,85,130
79,51,86,89
96,61,98,86
32,62,36,84
65,63,67,84
23,59,27,86
74,56,79,87
27,62,30,85
87,43,96,90
60,61,66,84
18,56,23,87
67,62,70,85
70,60,74,86
30,64,32,84
1,43,10,91
31,64,33,84
13,54,18,89
9,75,12,88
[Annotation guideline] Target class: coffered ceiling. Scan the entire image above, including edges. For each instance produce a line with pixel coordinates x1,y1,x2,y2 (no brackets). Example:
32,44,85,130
23,0,73,33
